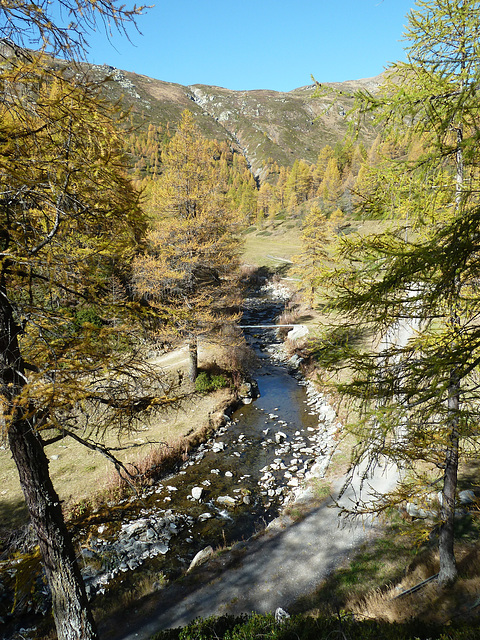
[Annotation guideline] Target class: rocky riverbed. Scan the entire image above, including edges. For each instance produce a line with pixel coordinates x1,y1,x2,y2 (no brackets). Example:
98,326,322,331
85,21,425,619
1,282,342,638
78,374,340,599
75,283,341,600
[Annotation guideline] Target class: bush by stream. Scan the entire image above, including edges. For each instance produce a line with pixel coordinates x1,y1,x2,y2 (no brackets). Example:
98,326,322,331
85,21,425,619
194,372,230,393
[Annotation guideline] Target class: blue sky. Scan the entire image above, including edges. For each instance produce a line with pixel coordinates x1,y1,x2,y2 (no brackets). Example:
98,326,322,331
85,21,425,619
85,0,415,91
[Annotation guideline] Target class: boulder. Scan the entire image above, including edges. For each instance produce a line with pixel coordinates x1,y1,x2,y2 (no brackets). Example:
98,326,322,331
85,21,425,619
217,495,236,507
459,489,476,505
191,486,203,500
198,512,213,521
187,546,214,573
275,607,291,623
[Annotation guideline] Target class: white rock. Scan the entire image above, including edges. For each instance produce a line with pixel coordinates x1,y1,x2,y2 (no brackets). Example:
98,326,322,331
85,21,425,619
187,546,214,573
459,489,476,505
275,607,291,623
191,486,203,500
198,512,213,521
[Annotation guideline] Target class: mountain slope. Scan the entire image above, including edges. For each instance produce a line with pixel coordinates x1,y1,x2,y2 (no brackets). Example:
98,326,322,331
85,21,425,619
86,63,381,179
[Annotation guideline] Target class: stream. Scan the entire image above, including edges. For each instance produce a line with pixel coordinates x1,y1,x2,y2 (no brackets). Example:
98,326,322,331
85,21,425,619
76,284,338,604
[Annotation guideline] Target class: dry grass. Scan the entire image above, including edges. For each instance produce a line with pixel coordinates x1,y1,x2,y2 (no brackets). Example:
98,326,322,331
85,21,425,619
349,546,480,625
242,222,303,268
0,343,236,536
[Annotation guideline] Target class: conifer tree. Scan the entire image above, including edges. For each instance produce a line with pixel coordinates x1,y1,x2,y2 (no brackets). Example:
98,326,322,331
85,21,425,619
285,159,312,207
318,157,342,212
295,206,331,306
312,145,335,194
321,0,480,586
257,182,275,224
0,4,156,640
1,53,165,640
133,111,243,381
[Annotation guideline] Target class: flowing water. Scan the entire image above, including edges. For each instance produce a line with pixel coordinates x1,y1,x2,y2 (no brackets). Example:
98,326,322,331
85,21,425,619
79,289,334,599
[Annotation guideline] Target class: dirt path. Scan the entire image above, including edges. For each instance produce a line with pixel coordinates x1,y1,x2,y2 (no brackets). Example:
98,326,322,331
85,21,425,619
0,342,231,530
104,457,398,639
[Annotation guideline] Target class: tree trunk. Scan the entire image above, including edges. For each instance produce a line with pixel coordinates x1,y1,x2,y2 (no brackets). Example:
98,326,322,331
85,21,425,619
1,289,98,640
188,338,198,382
438,88,463,589
8,419,99,639
438,371,459,587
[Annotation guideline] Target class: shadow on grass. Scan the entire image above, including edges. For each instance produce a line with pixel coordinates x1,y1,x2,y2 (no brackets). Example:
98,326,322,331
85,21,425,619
296,313,316,323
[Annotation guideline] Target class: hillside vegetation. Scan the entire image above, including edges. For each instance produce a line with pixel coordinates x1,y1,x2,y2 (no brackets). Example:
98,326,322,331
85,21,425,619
4,0,480,638
45,48,381,179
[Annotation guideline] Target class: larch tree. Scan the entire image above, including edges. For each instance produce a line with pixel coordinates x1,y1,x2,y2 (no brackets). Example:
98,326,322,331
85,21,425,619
284,159,312,209
311,145,335,195
294,206,332,307
1,52,172,640
319,0,480,586
318,157,342,212
0,3,174,640
133,111,243,382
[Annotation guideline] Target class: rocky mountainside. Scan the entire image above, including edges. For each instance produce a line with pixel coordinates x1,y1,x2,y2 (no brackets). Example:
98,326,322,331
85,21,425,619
86,63,382,180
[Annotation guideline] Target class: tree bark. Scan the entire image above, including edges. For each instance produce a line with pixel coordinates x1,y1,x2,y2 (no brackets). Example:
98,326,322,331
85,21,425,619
1,288,98,640
188,338,198,382
438,371,459,587
438,111,463,588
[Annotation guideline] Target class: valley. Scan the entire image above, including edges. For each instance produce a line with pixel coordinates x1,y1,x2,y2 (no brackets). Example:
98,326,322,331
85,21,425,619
3,2,480,636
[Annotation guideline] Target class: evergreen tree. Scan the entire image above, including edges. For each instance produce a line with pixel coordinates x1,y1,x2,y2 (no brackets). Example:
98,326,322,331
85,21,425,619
133,111,243,381
321,0,480,586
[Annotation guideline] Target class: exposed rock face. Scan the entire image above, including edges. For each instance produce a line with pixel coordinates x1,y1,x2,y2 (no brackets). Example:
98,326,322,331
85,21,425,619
73,56,381,180
184,79,380,179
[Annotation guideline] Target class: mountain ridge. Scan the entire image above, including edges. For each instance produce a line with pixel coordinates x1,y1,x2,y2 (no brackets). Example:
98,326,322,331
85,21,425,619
0,41,381,178
89,63,382,179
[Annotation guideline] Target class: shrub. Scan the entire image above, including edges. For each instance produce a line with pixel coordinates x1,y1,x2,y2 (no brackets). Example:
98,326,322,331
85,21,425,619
74,306,103,328
194,372,229,393
150,612,473,640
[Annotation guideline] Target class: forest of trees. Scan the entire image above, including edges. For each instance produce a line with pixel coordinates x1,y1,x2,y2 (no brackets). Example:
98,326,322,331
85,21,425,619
3,0,480,638
305,0,480,588
128,120,370,228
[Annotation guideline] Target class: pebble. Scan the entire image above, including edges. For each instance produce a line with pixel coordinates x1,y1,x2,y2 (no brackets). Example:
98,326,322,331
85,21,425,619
74,299,340,602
